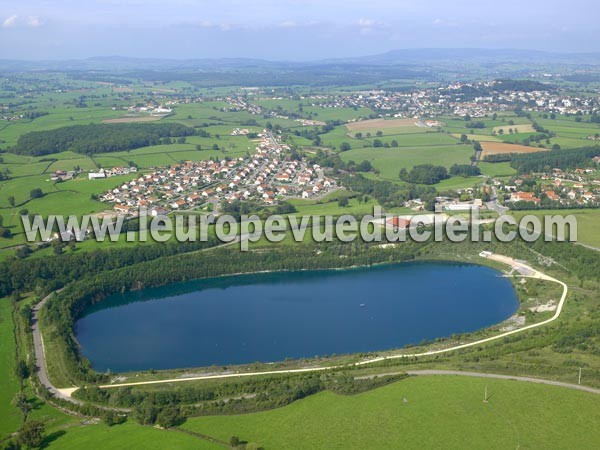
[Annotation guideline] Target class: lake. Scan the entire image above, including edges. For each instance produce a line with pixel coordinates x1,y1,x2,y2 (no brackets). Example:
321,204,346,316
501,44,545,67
75,262,519,372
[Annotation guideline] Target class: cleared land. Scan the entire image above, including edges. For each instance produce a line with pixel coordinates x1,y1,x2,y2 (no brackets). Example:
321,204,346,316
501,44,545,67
340,144,474,181
451,133,502,142
492,124,536,134
102,116,163,124
346,118,418,131
182,376,600,450
480,141,548,158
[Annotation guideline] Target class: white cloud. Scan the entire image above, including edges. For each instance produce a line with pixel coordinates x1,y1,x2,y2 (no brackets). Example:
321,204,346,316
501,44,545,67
1,14,45,29
2,14,18,28
278,20,297,28
27,16,44,28
357,18,376,27
432,18,458,27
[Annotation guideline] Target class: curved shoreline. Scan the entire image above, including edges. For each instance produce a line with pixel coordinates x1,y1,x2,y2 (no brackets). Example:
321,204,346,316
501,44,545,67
95,253,568,391
33,253,569,398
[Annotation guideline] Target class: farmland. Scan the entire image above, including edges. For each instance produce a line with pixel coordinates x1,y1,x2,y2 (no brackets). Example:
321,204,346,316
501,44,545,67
480,141,548,158
339,144,474,181
2,63,600,450
182,376,600,450
345,118,420,131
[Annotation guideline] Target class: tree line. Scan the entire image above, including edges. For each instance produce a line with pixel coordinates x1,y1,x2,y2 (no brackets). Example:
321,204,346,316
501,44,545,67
340,173,437,209
509,146,600,173
0,237,220,298
75,371,406,420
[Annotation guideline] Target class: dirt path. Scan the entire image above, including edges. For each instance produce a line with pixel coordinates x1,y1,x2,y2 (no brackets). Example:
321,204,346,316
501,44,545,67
357,370,600,395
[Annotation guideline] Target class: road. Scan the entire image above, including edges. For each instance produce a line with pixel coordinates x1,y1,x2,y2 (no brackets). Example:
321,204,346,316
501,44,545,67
485,184,509,215
91,254,571,392
360,370,600,395
34,253,579,399
31,290,82,403
30,234,259,402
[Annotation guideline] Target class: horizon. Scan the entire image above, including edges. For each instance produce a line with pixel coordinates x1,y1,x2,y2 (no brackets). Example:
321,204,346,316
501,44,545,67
2,47,600,63
1,0,600,60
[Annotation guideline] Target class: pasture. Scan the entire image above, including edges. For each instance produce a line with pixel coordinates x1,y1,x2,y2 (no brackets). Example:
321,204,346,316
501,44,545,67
510,209,600,249
182,375,600,450
102,116,163,123
492,124,536,134
0,299,21,437
339,144,474,181
345,118,419,132
480,142,548,158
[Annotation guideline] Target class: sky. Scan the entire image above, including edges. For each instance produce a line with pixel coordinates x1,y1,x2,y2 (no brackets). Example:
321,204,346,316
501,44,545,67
0,0,599,60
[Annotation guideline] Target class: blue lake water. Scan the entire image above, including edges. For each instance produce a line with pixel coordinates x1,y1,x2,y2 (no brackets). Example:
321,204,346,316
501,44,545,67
74,262,519,372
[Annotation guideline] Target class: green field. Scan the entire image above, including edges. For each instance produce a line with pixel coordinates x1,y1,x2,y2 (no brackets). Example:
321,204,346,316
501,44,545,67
0,299,22,437
182,376,600,450
44,422,221,450
511,209,600,249
339,144,474,182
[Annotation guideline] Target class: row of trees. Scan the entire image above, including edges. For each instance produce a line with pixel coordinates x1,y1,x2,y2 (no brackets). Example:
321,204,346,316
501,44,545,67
75,370,406,417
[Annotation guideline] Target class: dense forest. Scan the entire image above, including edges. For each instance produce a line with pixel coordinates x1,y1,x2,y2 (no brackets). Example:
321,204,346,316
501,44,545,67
0,237,219,297
509,146,600,173
399,164,449,185
449,164,481,177
9,122,197,156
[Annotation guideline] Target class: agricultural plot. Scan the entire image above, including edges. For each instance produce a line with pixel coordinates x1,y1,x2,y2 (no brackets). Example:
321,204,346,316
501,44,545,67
495,132,545,144
359,132,459,148
0,300,21,437
182,376,600,450
320,124,433,150
478,162,516,177
492,124,535,134
43,422,221,450
102,116,164,123
511,209,600,249
480,142,548,158
345,118,419,132
451,133,502,142
340,144,474,181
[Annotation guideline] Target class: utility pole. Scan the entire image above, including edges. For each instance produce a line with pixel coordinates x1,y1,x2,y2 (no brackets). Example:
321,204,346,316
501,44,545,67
483,385,488,403
578,367,582,385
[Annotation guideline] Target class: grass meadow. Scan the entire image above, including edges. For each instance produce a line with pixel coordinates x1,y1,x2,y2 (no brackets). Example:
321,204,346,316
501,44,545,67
182,375,600,450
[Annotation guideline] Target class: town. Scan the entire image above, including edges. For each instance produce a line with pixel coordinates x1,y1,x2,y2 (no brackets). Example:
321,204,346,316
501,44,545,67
97,131,337,216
